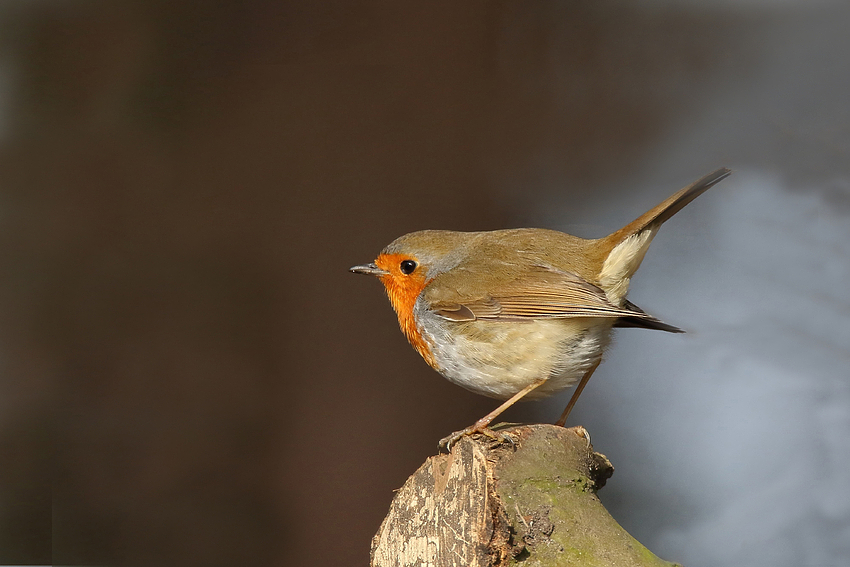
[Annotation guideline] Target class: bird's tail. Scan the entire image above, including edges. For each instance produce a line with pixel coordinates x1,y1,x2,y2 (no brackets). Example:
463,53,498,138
602,167,731,248
593,167,731,303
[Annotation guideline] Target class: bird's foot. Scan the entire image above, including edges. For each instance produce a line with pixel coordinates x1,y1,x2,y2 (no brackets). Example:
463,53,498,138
438,421,515,452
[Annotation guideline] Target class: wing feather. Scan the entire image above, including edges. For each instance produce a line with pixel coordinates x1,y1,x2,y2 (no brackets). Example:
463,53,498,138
430,265,676,330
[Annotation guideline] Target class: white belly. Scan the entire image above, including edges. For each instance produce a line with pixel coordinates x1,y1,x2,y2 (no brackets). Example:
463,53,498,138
417,314,613,400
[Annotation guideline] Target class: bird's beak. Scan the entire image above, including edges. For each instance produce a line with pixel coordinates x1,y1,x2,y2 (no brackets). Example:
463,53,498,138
349,263,389,277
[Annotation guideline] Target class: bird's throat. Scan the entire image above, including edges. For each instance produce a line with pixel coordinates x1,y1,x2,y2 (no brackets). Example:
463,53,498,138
378,271,436,369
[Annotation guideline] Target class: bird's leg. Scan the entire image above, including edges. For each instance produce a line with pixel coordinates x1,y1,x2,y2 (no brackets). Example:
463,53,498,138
555,358,601,427
439,377,547,451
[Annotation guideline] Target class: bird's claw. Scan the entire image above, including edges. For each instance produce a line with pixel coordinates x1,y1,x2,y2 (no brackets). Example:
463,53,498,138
438,424,515,452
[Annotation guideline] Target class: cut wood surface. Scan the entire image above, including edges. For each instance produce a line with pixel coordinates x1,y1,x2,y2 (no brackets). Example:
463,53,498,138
371,424,680,567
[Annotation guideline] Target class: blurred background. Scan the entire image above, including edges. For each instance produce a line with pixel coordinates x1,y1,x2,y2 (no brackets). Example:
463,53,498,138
1,1,848,566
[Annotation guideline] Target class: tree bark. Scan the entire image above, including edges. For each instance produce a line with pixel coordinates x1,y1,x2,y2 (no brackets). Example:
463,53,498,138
371,424,680,567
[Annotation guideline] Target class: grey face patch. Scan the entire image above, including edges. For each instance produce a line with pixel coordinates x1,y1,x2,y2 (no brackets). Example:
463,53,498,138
382,230,481,280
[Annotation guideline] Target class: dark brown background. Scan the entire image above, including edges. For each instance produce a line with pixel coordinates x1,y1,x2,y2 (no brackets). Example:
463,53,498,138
2,1,848,566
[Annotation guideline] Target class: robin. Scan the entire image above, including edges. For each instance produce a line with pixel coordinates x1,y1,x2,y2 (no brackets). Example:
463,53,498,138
351,168,731,449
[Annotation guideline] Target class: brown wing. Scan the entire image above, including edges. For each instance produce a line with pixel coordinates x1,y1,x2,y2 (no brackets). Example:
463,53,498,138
430,265,677,330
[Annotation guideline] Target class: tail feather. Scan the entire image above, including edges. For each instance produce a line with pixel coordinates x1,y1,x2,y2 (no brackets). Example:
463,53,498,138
614,300,684,333
602,167,731,250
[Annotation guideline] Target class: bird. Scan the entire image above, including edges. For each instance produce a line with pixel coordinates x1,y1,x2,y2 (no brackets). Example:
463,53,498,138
351,168,731,449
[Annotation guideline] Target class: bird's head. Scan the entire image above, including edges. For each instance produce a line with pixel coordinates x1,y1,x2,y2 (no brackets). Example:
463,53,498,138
350,230,473,365
350,229,469,310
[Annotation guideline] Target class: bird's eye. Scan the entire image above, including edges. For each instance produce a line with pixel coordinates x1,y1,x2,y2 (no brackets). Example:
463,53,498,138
399,259,417,275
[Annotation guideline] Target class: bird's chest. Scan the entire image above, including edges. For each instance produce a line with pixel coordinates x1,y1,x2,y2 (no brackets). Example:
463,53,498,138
413,302,611,400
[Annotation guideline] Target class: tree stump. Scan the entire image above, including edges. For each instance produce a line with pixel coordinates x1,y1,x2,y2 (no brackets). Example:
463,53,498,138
370,424,680,567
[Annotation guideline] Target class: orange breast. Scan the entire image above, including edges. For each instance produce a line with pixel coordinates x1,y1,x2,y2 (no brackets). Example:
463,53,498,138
374,253,438,369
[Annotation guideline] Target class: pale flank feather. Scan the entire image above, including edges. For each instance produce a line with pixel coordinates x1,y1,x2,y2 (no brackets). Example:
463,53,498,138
598,230,654,304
